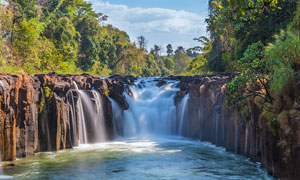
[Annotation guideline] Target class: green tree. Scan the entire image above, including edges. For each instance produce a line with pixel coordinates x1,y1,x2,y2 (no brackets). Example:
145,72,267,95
173,52,190,74
166,44,173,57
226,42,274,107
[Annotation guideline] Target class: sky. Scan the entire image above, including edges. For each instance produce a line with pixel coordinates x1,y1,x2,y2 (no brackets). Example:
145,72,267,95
89,0,209,53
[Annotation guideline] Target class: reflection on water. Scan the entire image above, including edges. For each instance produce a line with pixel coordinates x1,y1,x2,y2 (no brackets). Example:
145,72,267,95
2,136,274,180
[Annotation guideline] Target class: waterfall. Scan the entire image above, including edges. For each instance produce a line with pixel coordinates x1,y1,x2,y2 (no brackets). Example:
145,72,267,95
73,82,107,144
74,88,88,144
234,123,239,154
91,90,107,142
69,92,78,146
178,94,189,136
215,111,219,144
109,97,123,136
245,125,248,154
214,105,222,145
120,78,178,137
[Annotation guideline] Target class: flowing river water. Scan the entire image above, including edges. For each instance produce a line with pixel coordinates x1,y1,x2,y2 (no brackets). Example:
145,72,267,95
0,78,274,179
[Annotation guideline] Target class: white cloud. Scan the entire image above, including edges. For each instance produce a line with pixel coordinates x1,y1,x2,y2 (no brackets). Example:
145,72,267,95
90,1,207,49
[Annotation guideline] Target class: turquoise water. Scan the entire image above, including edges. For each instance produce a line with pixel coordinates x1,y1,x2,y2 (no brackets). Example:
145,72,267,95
2,136,274,180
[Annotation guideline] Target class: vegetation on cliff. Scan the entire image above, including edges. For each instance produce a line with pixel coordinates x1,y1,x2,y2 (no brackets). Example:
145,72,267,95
216,0,300,169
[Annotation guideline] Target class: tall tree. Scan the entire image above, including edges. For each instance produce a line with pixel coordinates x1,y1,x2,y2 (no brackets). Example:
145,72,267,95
137,35,147,50
166,44,173,57
175,46,185,54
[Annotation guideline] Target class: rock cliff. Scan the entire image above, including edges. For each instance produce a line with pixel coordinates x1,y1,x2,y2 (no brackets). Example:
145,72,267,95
0,73,132,161
173,74,300,180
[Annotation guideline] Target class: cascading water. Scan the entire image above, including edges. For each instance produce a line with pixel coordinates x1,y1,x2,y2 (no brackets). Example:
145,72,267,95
235,122,239,153
69,92,78,146
214,105,222,145
178,94,189,135
117,78,178,137
73,82,107,144
91,90,107,142
109,97,123,136
245,125,249,154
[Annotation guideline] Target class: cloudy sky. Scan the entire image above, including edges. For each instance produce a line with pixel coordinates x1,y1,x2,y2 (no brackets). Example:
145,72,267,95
90,0,209,53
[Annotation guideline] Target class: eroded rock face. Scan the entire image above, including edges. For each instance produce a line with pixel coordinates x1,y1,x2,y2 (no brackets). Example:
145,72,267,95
174,75,300,179
0,73,129,161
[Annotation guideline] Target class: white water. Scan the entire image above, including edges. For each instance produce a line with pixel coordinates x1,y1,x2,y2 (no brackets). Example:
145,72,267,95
109,97,123,136
73,82,107,144
120,78,179,137
215,110,219,144
245,125,249,154
235,122,239,153
178,94,189,135
69,92,78,145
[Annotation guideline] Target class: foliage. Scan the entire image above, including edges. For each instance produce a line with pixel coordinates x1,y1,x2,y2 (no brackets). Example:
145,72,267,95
226,42,274,106
206,0,297,73
266,30,299,92
185,55,208,75
173,52,190,74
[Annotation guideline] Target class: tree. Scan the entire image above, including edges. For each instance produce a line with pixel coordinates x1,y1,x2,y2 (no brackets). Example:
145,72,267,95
226,42,274,107
142,54,161,76
185,55,208,75
166,44,173,57
175,46,185,54
173,51,190,74
76,15,101,71
152,45,161,59
137,35,147,50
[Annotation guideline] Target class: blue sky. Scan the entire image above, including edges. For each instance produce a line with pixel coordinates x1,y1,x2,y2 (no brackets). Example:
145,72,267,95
90,0,209,53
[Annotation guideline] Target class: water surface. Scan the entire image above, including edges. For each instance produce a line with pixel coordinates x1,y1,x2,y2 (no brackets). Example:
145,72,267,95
2,136,274,180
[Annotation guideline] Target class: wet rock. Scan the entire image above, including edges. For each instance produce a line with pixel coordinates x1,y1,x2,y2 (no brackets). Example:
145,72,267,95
176,82,188,91
157,80,167,87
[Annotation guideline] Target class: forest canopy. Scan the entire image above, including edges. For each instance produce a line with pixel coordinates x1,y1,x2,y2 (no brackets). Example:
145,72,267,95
0,0,207,76
0,0,299,79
